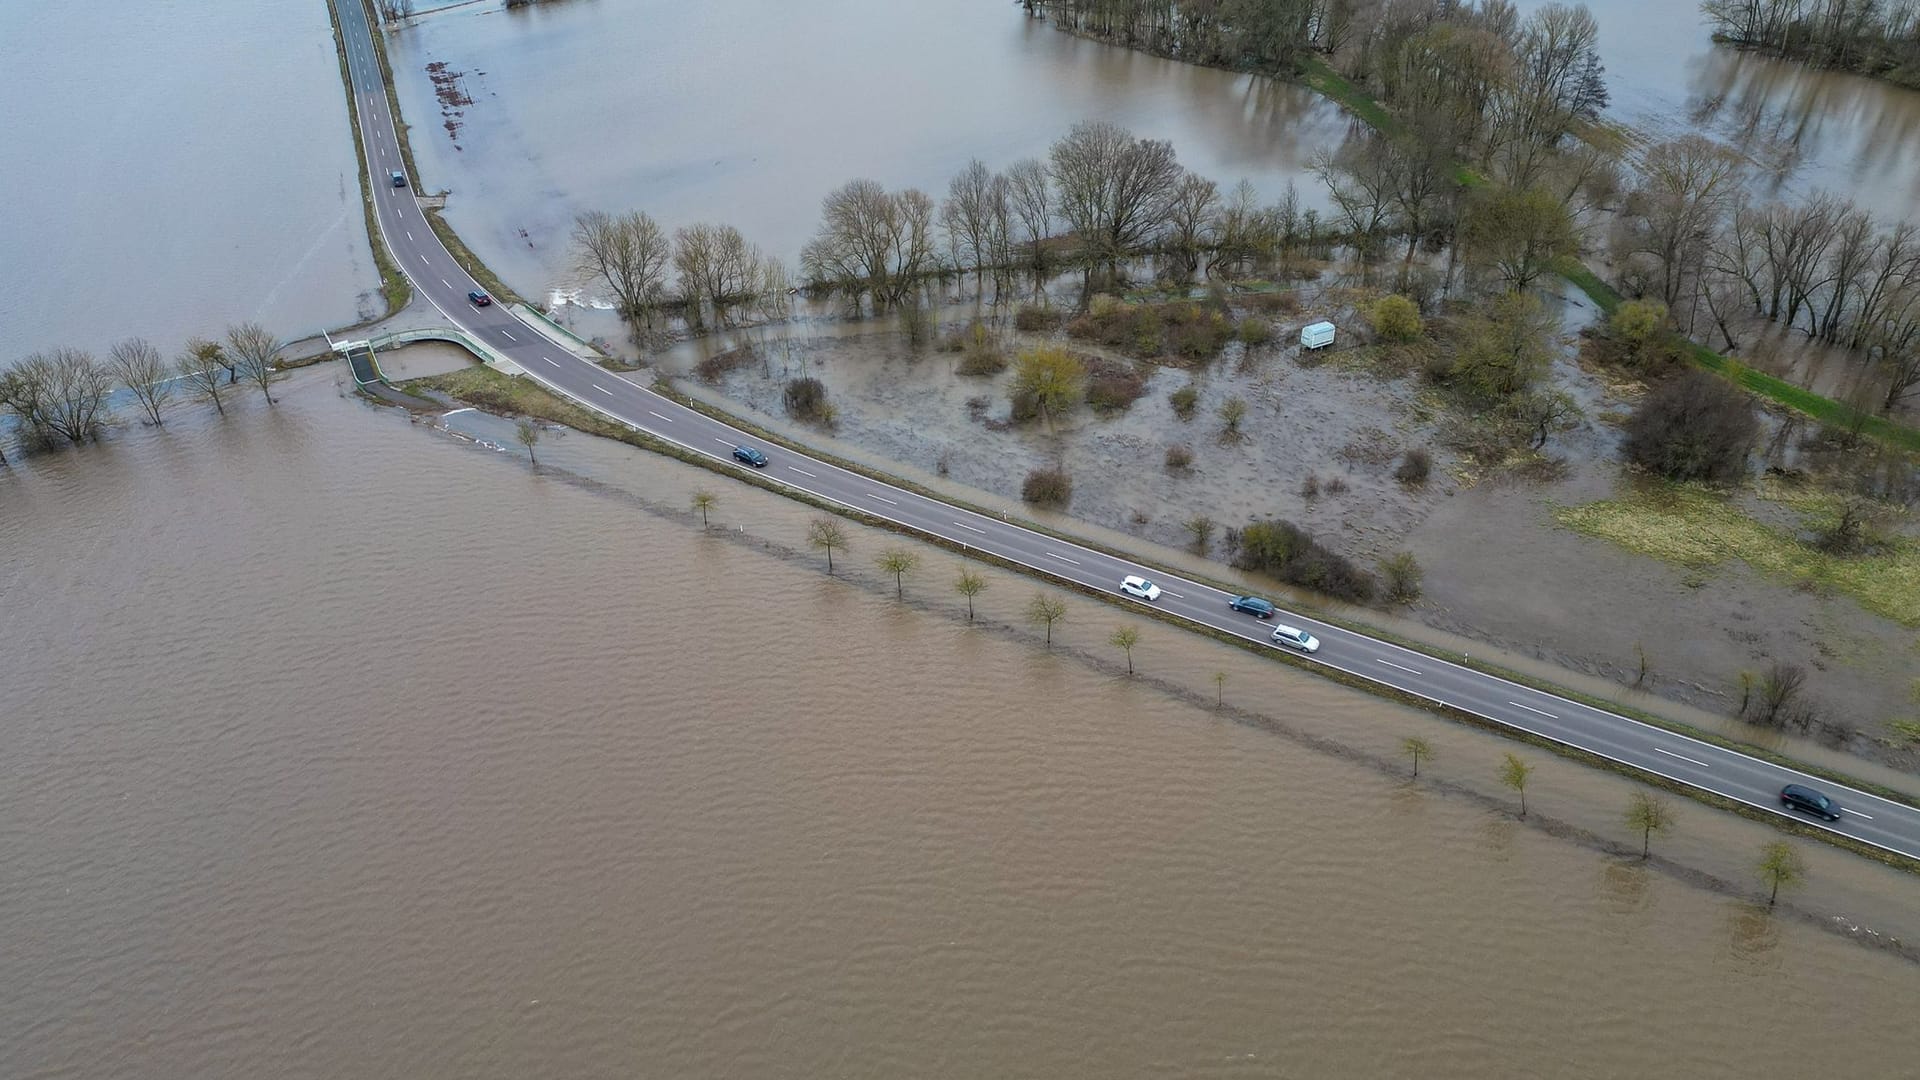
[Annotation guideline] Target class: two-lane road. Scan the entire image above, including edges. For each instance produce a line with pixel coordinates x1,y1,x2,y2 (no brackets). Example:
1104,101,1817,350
332,0,1920,861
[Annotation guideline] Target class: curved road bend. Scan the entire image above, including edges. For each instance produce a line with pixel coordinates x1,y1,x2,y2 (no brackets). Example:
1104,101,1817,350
332,0,1920,861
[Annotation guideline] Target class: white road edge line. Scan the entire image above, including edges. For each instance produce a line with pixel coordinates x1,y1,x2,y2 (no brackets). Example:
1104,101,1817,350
1508,700,1559,720
1376,659,1423,676
1045,552,1081,566
1652,747,1711,768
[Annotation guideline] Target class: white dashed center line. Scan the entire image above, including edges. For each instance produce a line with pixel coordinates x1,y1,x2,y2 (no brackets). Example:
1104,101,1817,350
592,384,613,396
865,492,899,506
542,357,559,367
1375,659,1423,676
1044,552,1081,566
647,411,675,423
1508,700,1559,720
1652,747,1710,768
1842,808,1874,820
500,329,516,341
952,521,987,535
440,278,453,289
788,466,818,478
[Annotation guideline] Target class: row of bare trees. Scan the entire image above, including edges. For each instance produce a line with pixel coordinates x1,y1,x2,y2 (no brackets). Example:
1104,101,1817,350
571,210,785,330
1609,135,1920,413
1,324,284,461
1702,0,1920,87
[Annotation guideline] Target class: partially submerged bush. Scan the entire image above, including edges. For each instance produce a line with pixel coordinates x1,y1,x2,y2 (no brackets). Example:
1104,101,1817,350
1021,466,1072,507
1395,448,1433,486
1084,355,1148,412
1622,369,1759,484
1014,305,1063,333
694,344,759,382
1066,297,1233,363
783,376,834,425
1234,518,1377,603
1169,383,1199,420
954,321,1009,375
1368,294,1424,343
1238,318,1273,346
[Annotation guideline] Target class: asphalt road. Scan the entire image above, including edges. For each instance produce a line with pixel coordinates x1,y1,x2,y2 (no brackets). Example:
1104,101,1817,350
333,0,1920,862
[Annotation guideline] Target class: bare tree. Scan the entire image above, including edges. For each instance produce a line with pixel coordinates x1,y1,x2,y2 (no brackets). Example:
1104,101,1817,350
107,338,174,426
954,566,987,620
1164,171,1220,276
515,419,540,464
175,343,228,415
1403,736,1433,779
799,179,938,310
1109,624,1141,675
691,490,717,527
572,209,672,326
2,349,113,445
1499,753,1535,818
1049,120,1183,267
226,322,283,404
1027,593,1067,647
1745,660,1807,728
1625,792,1676,859
674,223,766,328
1005,157,1054,272
876,548,918,599
1617,136,1742,316
942,159,996,277
1315,140,1398,272
807,517,848,574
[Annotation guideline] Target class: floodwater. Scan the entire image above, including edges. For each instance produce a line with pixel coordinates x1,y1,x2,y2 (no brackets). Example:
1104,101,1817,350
1531,0,1920,222
0,0,377,366
382,0,1352,301
4,369,1919,1077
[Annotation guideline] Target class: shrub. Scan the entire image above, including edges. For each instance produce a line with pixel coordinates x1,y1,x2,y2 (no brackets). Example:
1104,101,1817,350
1084,356,1148,412
1609,299,1669,369
1170,383,1199,420
1014,305,1062,332
1368,294,1424,343
1219,396,1248,438
1300,472,1320,499
783,377,832,424
1380,551,1423,603
1022,467,1072,507
694,344,759,382
1395,448,1433,486
1622,369,1759,484
1238,318,1273,346
1246,290,1301,314
1166,304,1234,360
1164,443,1194,470
1234,518,1378,603
1185,514,1216,552
1323,474,1349,495
1010,345,1086,423
954,321,1009,375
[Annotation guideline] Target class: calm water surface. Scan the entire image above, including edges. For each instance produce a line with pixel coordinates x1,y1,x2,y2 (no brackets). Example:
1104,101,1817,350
384,0,1352,300
2,375,1917,1077
0,0,376,365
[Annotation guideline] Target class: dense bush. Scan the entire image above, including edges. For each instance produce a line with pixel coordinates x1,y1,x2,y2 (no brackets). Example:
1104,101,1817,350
1394,447,1433,486
1622,369,1759,484
1164,443,1194,470
1065,297,1233,363
783,377,834,425
953,321,1009,375
1380,552,1423,603
1021,467,1073,507
1014,305,1063,332
1368,294,1424,343
1238,318,1273,346
1233,519,1378,604
694,344,759,382
1169,383,1199,420
1084,355,1148,412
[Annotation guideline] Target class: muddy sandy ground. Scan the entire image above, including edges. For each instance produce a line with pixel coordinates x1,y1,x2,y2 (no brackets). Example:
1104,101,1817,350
624,288,1920,771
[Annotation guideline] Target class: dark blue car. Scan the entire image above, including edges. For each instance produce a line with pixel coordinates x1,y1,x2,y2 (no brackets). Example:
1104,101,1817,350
732,445,768,468
1229,595,1276,619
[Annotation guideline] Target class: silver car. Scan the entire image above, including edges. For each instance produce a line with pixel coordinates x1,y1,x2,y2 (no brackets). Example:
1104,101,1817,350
1270,624,1320,653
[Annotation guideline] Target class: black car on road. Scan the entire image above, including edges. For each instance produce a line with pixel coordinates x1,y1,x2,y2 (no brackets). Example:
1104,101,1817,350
467,290,492,307
1229,595,1276,619
732,445,769,468
1780,783,1842,822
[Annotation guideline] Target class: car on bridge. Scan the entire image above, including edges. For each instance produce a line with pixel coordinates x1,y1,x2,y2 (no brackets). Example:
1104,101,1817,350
1270,625,1320,653
732,445,769,468
1120,575,1162,602
467,290,492,307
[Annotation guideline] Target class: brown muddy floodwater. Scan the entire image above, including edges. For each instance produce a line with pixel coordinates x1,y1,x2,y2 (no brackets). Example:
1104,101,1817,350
3,369,1919,1078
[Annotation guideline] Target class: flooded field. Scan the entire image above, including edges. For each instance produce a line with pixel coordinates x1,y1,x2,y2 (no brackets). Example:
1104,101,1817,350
0,0,377,365
382,0,1351,301
3,367,1919,1077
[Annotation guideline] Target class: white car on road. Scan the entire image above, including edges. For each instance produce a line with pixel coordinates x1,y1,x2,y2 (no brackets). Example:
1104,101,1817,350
1270,624,1321,653
1120,575,1163,602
